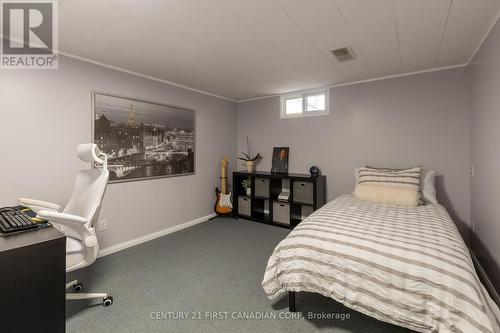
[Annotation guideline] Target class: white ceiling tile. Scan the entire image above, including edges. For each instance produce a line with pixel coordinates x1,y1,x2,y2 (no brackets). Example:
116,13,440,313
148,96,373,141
217,0,282,24
220,0,347,87
395,0,452,72
437,0,500,66
53,0,500,100
73,0,310,99
277,0,348,51
58,0,142,52
336,0,401,76
277,0,371,83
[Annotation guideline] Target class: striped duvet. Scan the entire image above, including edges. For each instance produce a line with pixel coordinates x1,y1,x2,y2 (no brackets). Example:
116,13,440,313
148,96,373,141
262,195,500,333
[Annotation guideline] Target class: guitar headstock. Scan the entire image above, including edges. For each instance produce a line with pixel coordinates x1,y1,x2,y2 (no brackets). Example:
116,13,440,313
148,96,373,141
221,156,228,167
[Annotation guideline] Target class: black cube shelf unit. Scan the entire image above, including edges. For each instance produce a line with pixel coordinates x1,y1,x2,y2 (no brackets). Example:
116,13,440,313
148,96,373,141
233,171,326,229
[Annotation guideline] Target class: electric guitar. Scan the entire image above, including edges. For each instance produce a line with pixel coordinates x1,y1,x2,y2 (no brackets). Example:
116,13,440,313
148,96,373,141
214,157,233,215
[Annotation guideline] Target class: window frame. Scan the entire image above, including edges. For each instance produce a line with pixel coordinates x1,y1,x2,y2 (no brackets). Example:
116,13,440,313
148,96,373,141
280,88,329,119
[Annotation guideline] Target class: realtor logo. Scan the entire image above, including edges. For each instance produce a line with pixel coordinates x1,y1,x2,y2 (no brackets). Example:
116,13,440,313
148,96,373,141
1,1,58,69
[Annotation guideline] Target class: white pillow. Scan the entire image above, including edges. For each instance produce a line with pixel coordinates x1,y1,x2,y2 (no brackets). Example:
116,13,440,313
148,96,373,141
354,184,419,207
421,170,437,204
354,166,438,204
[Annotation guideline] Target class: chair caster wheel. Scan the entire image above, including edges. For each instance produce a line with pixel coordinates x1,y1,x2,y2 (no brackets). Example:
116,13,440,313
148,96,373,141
103,296,113,307
73,283,83,292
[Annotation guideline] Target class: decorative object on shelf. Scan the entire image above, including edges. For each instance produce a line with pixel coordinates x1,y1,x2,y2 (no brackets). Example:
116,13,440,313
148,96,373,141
241,178,252,196
238,136,262,173
214,157,233,216
93,92,195,183
309,166,320,177
245,161,254,173
277,189,290,202
271,147,289,174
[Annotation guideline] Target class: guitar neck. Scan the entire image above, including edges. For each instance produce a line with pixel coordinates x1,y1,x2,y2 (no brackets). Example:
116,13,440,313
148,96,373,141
221,164,227,194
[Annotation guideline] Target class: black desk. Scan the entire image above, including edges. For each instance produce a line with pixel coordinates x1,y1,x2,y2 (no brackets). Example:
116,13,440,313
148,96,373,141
0,227,66,333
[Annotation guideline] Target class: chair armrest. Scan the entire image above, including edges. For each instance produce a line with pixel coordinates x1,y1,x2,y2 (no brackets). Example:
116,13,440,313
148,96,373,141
38,211,97,249
18,198,61,212
37,210,88,227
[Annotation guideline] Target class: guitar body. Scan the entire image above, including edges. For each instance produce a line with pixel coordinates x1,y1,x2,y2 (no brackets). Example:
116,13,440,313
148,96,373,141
214,187,232,215
214,157,233,216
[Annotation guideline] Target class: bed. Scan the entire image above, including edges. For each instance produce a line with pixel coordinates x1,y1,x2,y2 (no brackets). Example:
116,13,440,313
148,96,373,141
262,194,500,333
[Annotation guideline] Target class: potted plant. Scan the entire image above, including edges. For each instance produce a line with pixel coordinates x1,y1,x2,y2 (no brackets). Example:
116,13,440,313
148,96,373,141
241,178,251,196
238,137,262,173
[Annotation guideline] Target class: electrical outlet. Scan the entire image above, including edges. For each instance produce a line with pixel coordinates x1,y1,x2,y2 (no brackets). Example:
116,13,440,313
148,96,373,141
98,219,108,231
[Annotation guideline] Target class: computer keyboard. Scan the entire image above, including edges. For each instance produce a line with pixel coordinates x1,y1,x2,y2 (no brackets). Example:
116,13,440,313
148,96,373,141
0,208,38,233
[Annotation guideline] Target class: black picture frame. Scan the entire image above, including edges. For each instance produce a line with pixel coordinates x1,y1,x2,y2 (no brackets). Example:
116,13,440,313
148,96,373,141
271,147,289,174
92,92,195,183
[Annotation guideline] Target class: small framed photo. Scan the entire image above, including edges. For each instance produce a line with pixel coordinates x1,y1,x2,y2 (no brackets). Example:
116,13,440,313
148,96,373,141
271,147,289,174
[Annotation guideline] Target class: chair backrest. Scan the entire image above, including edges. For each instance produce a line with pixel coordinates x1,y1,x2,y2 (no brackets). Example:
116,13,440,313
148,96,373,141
63,169,109,227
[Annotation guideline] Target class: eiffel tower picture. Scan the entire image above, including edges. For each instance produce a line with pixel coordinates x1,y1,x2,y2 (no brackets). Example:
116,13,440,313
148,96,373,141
126,104,137,126
93,92,195,182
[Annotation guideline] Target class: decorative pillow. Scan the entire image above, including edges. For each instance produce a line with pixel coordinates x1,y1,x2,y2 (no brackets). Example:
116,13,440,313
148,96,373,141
357,166,423,204
421,170,438,204
354,184,419,206
356,166,438,205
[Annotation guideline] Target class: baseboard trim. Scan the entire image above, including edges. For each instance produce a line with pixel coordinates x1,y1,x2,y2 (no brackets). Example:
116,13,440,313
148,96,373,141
98,213,216,258
470,249,500,306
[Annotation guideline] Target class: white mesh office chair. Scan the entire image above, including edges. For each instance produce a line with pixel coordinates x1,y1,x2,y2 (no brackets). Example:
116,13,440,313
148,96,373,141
18,143,113,307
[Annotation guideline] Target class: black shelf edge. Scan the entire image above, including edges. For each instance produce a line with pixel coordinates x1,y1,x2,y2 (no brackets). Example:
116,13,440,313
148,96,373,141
234,193,272,202
274,199,291,204
292,201,314,206
272,221,293,227
234,193,252,198
233,194,272,201
235,215,293,230
234,170,317,179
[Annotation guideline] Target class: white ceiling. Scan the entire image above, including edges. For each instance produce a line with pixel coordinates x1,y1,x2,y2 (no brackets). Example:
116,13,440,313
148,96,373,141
56,0,500,101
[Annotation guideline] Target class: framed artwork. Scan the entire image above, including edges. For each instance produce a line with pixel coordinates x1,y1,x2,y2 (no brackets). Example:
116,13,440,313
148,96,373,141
271,147,289,174
92,92,195,183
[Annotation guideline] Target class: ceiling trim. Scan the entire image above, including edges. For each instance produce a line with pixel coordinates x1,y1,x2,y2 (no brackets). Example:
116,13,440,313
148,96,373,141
236,63,467,103
467,7,500,64
58,51,238,103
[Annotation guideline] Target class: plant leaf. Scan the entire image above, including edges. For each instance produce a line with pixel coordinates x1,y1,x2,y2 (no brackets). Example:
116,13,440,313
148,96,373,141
250,153,262,161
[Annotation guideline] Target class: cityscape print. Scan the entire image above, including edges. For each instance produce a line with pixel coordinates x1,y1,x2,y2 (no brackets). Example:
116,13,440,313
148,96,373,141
93,93,195,182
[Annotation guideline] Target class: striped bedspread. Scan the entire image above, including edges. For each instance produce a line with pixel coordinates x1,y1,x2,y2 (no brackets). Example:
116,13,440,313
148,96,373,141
262,195,500,333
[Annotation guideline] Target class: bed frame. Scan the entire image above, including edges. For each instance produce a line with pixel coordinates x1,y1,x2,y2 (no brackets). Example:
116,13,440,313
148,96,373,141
289,291,296,312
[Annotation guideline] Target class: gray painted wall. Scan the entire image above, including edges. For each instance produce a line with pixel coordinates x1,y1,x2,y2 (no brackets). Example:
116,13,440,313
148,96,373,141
0,44,481,270
0,55,237,250
470,21,500,288
237,68,472,242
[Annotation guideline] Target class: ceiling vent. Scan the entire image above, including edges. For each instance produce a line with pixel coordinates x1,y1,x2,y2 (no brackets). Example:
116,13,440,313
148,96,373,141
331,47,355,62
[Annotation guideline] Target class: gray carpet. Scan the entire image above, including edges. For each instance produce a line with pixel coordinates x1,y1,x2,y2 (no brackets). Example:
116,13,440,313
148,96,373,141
67,218,410,333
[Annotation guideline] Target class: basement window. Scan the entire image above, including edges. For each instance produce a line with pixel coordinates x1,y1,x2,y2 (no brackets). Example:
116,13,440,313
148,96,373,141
280,89,329,119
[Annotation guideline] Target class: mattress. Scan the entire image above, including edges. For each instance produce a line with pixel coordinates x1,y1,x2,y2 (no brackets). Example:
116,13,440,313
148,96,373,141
262,194,500,333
